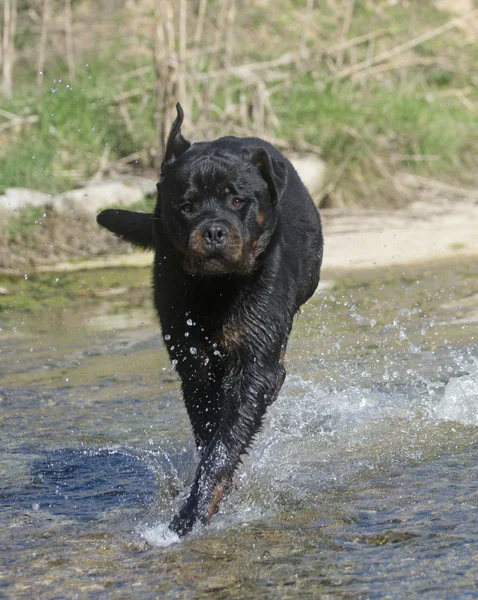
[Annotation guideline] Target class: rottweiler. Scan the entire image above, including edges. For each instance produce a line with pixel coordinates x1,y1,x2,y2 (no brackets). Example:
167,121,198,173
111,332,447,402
97,104,323,537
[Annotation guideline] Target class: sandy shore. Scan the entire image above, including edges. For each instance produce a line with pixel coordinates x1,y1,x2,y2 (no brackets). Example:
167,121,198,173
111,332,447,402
321,199,478,274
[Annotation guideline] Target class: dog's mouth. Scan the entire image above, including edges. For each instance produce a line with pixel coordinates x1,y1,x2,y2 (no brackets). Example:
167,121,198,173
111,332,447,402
184,253,241,276
199,256,231,274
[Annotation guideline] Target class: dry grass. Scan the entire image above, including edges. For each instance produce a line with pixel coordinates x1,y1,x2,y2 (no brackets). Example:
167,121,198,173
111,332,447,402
0,207,130,271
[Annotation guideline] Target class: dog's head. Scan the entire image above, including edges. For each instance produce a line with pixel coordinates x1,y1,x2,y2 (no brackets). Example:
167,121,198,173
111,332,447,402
97,104,287,276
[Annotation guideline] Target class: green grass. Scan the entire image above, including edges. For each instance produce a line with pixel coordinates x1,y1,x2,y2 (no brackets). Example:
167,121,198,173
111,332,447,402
0,267,151,314
276,78,477,183
0,59,157,194
1,0,477,207
6,205,45,243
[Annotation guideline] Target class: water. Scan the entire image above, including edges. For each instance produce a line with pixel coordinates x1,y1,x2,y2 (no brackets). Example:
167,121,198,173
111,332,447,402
0,259,477,598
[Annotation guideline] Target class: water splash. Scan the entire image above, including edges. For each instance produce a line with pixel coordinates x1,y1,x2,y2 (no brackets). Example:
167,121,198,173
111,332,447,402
435,367,478,426
140,522,180,547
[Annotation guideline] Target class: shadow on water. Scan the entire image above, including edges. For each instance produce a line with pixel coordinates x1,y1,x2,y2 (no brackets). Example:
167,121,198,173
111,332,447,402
0,259,478,598
1,448,159,518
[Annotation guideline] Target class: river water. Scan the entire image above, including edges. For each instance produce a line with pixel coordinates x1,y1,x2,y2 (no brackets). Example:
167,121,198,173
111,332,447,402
1,259,477,599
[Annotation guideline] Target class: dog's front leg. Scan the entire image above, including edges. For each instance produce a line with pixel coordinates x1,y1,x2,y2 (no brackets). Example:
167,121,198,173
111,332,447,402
169,349,285,537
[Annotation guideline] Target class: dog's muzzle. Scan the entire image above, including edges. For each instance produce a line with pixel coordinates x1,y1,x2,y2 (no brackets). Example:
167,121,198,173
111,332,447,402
201,221,229,254
187,219,246,274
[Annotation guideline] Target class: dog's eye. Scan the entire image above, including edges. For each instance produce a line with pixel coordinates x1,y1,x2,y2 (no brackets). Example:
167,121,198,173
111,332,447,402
231,197,245,209
180,202,194,214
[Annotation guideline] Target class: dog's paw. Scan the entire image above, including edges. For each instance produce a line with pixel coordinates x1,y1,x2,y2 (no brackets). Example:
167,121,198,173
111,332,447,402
169,480,228,537
169,502,199,538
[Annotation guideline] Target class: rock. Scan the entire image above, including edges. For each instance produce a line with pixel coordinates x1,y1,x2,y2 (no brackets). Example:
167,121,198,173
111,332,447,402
288,154,327,198
0,287,9,295
0,188,50,212
99,175,157,197
0,180,149,218
51,181,144,215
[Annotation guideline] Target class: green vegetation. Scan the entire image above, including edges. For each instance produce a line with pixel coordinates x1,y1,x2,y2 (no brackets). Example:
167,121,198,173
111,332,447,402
0,60,155,194
278,77,477,205
0,266,151,314
6,205,45,243
0,0,477,246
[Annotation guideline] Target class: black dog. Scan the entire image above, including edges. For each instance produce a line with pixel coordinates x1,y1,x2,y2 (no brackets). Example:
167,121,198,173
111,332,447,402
97,104,323,536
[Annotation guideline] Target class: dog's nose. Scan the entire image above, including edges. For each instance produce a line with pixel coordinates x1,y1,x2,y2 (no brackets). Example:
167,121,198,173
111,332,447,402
203,222,228,248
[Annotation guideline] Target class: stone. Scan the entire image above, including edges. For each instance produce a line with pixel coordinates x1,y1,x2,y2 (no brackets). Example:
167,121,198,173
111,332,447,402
100,175,157,197
51,181,144,215
288,154,327,199
0,188,50,212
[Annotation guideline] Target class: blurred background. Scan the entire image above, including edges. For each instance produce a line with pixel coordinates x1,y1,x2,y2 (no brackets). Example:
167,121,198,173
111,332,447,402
0,0,477,269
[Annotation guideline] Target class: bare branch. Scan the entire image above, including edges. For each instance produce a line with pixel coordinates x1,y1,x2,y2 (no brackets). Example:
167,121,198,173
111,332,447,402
37,0,50,86
2,0,18,98
65,0,75,80
334,8,478,80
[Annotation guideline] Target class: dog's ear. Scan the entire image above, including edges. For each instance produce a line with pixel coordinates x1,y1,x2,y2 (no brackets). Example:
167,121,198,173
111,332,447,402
161,103,191,174
250,148,288,205
97,209,154,249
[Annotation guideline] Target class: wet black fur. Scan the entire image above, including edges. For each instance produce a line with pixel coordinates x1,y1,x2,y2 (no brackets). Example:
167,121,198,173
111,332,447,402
97,104,323,536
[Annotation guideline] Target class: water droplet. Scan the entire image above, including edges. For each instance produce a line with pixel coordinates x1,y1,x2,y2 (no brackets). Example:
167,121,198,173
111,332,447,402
190,347,197,355
164,334,171,340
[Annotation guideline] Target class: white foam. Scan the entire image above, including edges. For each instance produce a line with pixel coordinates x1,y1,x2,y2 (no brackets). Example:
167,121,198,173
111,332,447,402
435,369,478,426
139,363,478,542
140,522,180,547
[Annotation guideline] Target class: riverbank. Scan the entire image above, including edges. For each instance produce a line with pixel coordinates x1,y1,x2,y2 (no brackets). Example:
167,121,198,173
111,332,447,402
1,196,477,279
322,196,478,274
1,197,477,330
